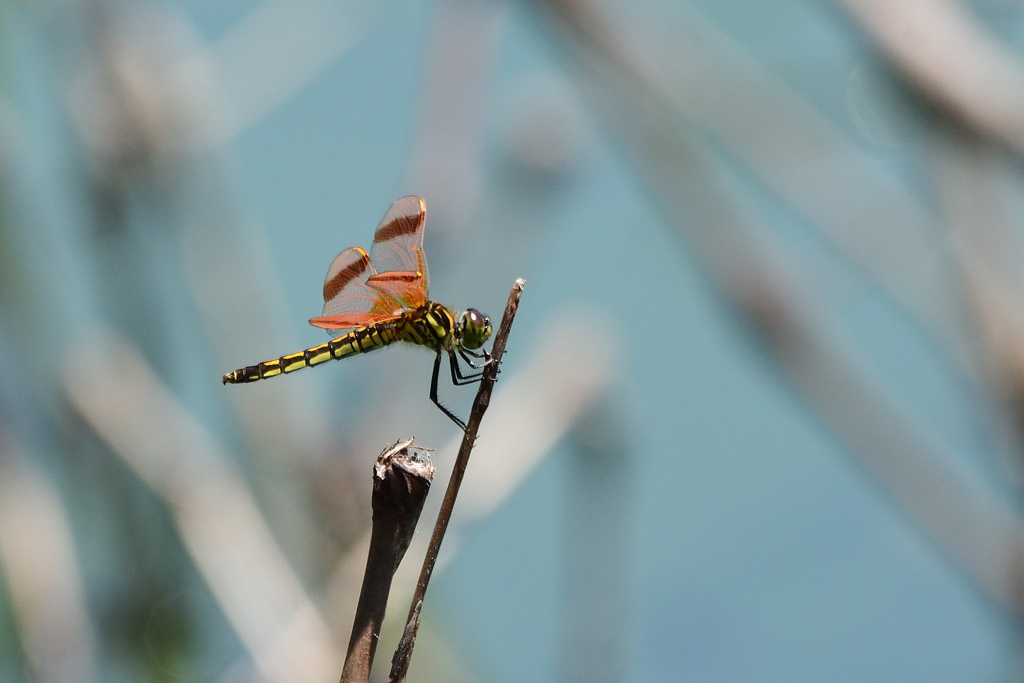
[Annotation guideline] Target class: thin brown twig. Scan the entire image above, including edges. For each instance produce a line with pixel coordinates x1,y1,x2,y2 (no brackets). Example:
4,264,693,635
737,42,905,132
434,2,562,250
388,278,526,683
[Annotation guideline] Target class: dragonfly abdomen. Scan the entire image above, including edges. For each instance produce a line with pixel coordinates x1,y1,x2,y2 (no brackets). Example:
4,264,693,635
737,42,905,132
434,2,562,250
222,322,401,384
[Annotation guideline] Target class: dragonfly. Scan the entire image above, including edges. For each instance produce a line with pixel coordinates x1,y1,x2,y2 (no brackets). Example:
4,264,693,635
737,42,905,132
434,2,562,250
222,196,493,430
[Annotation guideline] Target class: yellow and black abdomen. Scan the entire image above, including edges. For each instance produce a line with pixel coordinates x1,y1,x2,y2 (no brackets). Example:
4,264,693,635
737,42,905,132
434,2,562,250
221,302,458,385
222,321,402,384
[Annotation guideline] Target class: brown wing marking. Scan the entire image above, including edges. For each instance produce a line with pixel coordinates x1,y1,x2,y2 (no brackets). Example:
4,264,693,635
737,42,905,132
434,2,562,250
373,196,425,244
323,247,372,302
367,196,430,304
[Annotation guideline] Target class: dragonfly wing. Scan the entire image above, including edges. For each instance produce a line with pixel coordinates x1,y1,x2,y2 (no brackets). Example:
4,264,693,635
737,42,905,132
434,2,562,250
367,195,429,308
366,271,427,308
310,246,403,335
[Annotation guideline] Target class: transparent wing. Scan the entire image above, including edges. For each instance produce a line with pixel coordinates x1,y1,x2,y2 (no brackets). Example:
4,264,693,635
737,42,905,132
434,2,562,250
309,246,404,336
365,195,429,308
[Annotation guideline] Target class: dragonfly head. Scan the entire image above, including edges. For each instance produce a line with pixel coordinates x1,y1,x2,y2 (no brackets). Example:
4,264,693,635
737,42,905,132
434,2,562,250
456,308,492,350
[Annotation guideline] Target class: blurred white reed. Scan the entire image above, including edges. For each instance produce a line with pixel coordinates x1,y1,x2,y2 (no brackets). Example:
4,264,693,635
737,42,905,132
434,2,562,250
0,442,99,683
840,0,1024,155
539,0,1024,615
63,332,342,683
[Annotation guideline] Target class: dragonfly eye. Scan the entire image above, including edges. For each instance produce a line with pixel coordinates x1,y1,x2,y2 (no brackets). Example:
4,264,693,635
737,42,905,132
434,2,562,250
458,308,492,350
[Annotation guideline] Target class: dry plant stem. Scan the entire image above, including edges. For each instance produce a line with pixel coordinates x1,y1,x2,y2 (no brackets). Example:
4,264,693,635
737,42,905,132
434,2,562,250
340,440,436,683
388,278,526,683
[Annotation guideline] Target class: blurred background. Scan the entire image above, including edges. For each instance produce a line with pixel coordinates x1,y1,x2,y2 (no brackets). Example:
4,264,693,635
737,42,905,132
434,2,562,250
1,0,1023,681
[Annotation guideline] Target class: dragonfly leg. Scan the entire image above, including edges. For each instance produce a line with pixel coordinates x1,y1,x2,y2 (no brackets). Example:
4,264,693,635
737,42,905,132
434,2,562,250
431,351,468,431
450,350,485,385
459,347,499,377
457,347,488,370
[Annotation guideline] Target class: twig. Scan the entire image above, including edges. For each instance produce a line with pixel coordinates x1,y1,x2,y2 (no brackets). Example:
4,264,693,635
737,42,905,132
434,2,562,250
340,439,436,683
319,312,613,658
388,278,526,683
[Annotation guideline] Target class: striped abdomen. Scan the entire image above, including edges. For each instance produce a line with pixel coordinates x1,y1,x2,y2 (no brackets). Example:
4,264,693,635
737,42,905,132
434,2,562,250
222,320,402,384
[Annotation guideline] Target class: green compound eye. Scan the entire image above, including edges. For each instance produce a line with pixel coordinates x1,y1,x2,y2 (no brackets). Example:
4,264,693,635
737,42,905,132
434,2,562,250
458,309,492,350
